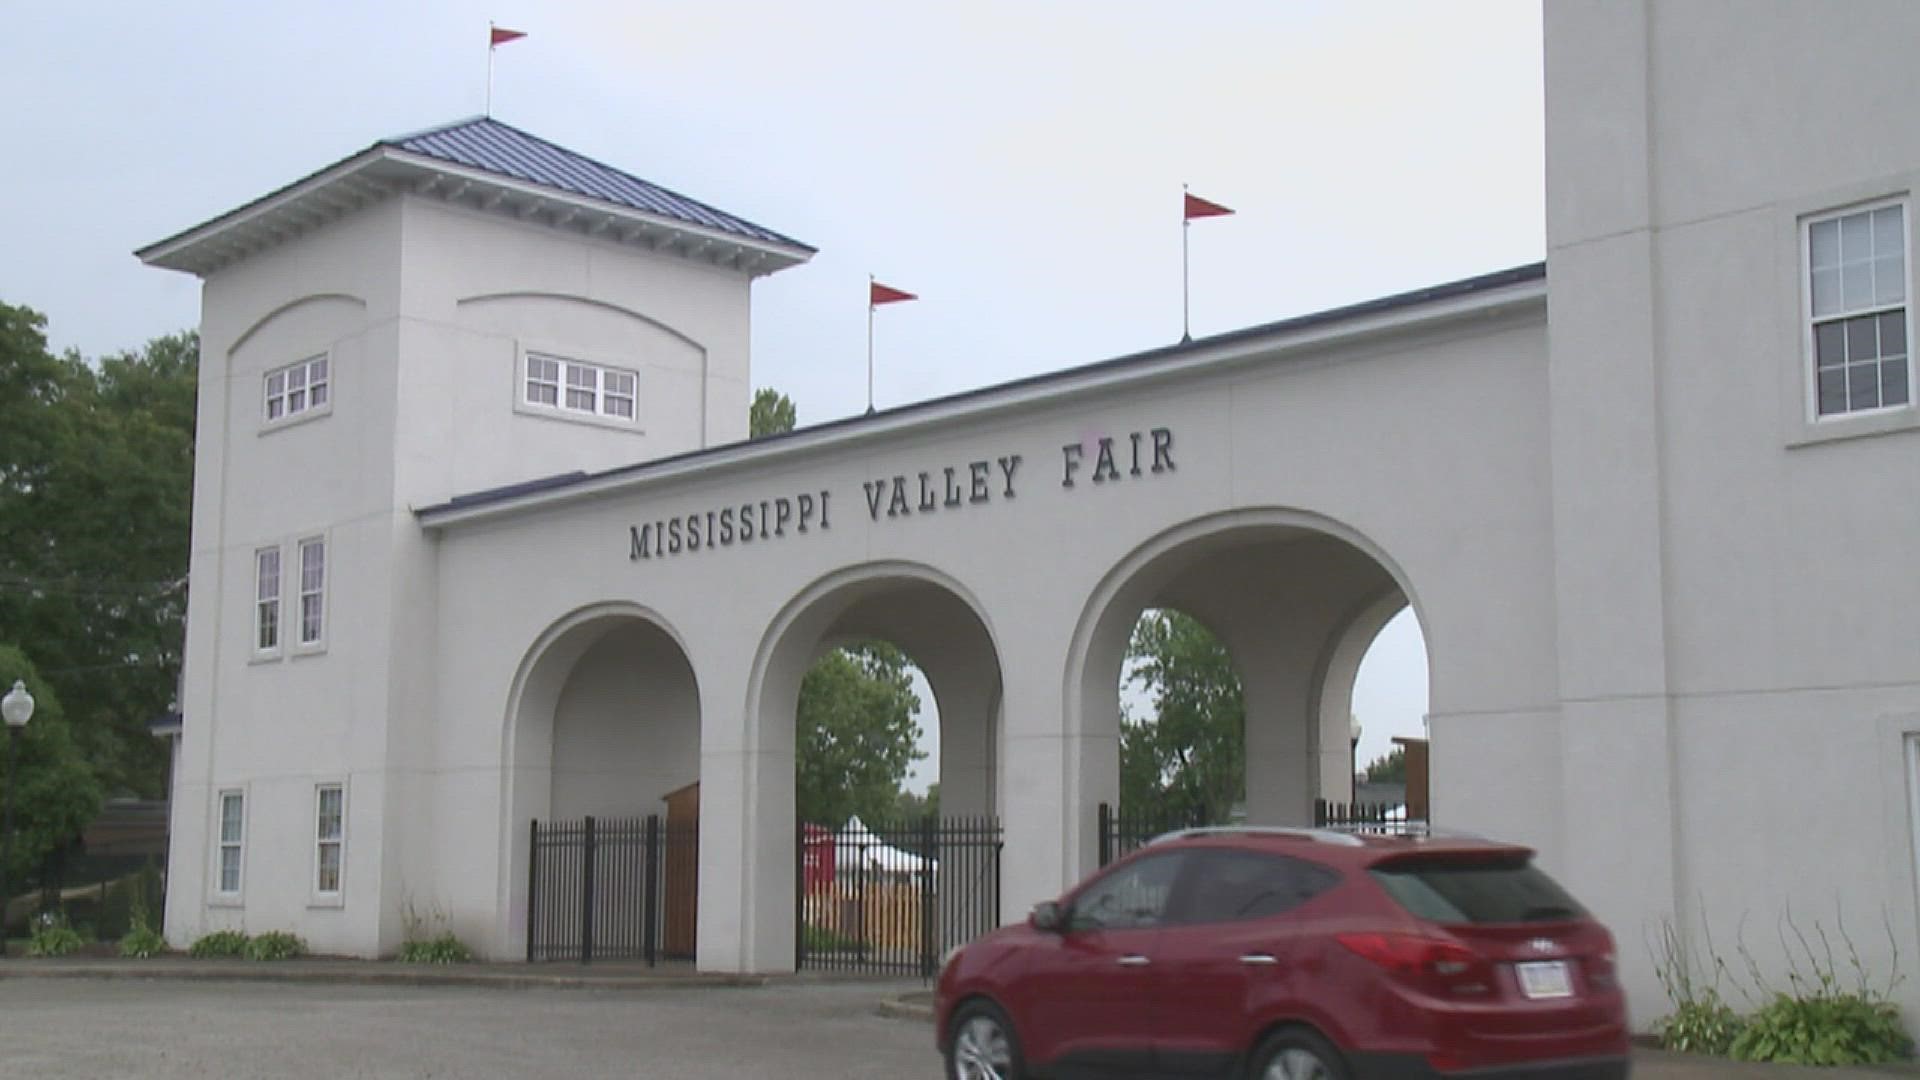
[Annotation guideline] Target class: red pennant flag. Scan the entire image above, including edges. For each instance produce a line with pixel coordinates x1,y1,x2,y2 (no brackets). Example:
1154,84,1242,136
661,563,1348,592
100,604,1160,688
490,26,527,47
1184,192,1234,221
870,281,917,307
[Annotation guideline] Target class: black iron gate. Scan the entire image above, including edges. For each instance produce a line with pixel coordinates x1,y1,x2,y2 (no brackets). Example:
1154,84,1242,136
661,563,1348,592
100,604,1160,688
797,816,1002,976
527,815,696,964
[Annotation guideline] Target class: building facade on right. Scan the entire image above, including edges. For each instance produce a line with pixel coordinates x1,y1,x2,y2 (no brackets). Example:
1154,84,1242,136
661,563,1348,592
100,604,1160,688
1484,0,1920,1016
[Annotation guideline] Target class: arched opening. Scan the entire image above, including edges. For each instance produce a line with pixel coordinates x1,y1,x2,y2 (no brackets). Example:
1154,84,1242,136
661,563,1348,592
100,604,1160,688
1073,511,1431,873
499,605,701,961
745,564,1004,972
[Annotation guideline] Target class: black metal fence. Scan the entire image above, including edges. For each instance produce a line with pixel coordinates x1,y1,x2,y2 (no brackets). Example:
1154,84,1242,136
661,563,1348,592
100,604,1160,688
1314,799,1426,835
796,816,1002,976
527,815,696,964
1096,801,1430,867
1096,802,1214,867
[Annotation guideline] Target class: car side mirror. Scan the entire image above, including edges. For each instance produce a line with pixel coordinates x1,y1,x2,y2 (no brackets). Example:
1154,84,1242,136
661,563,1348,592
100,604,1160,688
1030,900,1065,933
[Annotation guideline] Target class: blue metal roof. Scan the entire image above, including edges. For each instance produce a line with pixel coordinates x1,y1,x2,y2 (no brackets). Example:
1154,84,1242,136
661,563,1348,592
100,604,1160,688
385,118,811,251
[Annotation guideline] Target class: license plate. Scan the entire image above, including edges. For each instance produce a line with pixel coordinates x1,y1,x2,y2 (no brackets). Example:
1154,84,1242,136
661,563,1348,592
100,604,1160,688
1516,960,1573,999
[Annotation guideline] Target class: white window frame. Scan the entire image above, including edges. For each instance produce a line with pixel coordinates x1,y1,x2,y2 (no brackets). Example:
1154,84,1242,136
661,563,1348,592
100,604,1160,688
253,546,282,658
1803,197,1914,424
313,782,346,905
515,345,644,431
294,535,326,651
263,354,332,429
213,788,246,903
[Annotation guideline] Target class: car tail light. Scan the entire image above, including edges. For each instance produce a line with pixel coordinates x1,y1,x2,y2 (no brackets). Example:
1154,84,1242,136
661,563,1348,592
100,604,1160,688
1337,932,1492,996
1586,929,1619,991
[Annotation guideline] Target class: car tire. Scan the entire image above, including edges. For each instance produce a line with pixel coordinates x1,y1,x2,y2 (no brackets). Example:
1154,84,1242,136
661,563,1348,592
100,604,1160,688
945,999,1025,1080
1247,1027,1349,1080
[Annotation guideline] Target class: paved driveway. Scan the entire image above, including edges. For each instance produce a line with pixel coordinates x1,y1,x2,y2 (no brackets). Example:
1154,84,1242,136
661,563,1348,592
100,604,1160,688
0,978,936,1079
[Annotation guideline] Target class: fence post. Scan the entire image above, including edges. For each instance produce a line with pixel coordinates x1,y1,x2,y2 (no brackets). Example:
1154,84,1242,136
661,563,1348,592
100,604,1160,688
919,816,937,979
580,816,596,965
643,815,661,967
526,819,539,963
794,822,806,971
1097,802,1111,867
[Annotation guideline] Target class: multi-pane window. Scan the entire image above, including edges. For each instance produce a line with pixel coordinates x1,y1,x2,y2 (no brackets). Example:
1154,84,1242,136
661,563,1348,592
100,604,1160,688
217,791,244,895
265,356,330,422
315,784,344,895
297,537,325,646
1809,203,1910,417
526,355,561,406
525,352,638,420
255,548,281,652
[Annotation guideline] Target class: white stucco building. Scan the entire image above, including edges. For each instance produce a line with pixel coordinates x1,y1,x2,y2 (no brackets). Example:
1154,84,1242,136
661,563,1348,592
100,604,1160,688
141,2,1920,1029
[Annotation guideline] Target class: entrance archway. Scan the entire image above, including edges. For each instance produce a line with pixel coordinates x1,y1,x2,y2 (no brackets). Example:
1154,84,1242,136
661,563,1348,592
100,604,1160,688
1070,509,1430,874
745,563,1005,970
499,603,702,960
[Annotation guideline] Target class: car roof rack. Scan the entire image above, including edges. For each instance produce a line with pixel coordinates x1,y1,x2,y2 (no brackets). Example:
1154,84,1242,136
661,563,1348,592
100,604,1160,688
1147,825,1367,848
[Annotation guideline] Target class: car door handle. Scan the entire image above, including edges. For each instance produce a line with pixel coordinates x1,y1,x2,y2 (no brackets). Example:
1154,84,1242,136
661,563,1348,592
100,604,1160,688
1239,953,1279,966
1117,955,1150,966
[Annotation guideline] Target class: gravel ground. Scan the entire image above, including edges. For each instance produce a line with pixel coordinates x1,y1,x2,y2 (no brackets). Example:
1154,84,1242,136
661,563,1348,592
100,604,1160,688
0,977,936,1079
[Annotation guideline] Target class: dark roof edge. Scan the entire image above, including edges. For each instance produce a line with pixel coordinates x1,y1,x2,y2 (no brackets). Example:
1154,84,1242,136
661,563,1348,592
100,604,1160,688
418,261,1546,521
137,118,816,263
406,118,817,254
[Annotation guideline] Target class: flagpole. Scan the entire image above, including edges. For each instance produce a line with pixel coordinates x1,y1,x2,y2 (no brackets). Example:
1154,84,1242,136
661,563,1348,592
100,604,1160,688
867,277,876,415
1181,183,1192,343
486,23,495,116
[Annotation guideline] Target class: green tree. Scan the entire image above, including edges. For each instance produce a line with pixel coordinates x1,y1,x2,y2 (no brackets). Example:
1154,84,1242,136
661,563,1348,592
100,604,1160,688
795,642,924,828
1119,609,1244,824
891,782,940,821
750,388,796,438
0,303,196,797
0,646,104,892
1364,746,1406,784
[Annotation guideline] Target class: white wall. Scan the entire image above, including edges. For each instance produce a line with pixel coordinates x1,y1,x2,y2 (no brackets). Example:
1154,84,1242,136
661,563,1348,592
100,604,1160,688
1542,0,1920,1025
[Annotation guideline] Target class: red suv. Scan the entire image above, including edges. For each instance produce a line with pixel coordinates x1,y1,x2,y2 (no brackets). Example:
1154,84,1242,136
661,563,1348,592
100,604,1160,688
935,827,1628,1080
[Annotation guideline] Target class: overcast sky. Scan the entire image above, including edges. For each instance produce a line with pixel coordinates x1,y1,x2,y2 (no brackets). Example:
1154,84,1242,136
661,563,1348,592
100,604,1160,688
3,1,1542,789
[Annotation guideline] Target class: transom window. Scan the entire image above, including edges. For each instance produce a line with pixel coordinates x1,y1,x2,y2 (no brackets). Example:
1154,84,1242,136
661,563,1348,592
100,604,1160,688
315,784,344,895
254,548,280,652
297,537,325,646
1808,202,1910,418
217,790,244,895
525,352,637,420
265,355,330,423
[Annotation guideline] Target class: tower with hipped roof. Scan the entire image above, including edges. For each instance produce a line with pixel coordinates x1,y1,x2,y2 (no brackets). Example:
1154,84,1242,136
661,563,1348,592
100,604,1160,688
138,118,812,952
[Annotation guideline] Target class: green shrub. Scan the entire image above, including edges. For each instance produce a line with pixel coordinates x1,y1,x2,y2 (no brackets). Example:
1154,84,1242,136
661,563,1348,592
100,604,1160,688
398,931,473,964
244,931,307,961
1656,989,1745,1055
25,914,85,958
1731,991,1911,1065
119,893,166,959
188,929,249,958
119,923,167,958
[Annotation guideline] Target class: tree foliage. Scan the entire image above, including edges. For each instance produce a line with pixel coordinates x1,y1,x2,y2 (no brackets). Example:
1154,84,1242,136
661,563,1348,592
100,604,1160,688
1364,746,1406,784
0,646,104,889
750,388,797,438
0,302,195,797
796,642,924,828
1119,609,1244,824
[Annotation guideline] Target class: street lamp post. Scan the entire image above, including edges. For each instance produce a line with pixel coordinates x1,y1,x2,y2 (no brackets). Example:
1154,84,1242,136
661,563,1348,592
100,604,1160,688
1,679,35,957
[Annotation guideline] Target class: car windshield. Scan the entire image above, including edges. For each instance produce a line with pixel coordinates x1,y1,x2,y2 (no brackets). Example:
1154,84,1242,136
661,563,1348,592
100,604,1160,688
1368,854,1585,924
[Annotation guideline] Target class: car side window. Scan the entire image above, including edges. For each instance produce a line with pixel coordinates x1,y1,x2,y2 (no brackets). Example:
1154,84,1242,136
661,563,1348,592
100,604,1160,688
1068,852,1184,932
1171,850,1340,925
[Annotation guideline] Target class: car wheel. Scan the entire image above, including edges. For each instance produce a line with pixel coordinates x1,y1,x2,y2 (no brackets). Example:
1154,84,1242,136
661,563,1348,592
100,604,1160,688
945,1000,1024,1080
1249,1027,1348,1080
